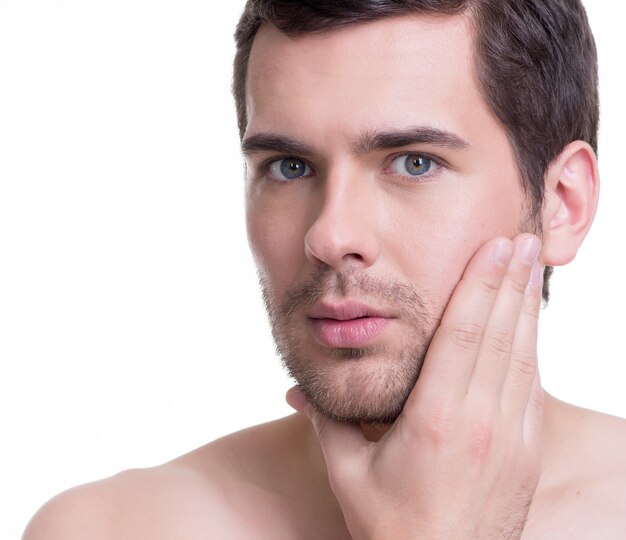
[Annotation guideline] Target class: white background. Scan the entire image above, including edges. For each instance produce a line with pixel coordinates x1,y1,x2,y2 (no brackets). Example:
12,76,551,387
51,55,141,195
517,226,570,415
0,1,624,538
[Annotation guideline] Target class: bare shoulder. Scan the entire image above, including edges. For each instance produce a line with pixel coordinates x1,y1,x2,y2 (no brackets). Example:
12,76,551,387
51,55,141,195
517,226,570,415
22,415,304,540
529,396,626,538
22,464,238,540
566,400,626,471
547,397,626,490
576,404,626,500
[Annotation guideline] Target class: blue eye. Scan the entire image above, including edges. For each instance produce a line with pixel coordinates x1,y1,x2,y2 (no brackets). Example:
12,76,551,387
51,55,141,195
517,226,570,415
268,157,312,181
389,154,437,177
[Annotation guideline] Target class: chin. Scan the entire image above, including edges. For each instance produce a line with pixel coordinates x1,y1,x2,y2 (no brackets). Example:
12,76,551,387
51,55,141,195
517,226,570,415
281,345,425,424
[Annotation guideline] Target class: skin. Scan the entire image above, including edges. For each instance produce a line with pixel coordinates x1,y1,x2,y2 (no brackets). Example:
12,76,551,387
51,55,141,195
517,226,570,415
245,13,538,427
23,12,626,540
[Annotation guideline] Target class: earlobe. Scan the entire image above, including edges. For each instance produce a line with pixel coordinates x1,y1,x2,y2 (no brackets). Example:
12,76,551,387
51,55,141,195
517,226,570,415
541,141,600,266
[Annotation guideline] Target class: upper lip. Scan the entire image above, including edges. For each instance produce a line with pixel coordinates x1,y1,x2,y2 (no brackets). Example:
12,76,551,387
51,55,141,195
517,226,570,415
309,300,394,321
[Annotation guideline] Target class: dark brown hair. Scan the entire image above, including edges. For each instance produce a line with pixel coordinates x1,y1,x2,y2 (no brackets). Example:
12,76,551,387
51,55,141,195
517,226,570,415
233,0,599,302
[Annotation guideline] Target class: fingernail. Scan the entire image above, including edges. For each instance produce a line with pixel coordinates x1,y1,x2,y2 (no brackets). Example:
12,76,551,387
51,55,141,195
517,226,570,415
521,237,541,265
493,239,513,266
529,261,543,289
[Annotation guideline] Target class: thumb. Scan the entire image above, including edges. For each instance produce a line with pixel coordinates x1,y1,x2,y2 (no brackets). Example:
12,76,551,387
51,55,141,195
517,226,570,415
285,386,370,469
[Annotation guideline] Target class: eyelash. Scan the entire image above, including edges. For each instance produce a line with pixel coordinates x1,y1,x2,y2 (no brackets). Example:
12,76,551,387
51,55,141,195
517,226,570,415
384,151,446,181
257,155,313,183
256,152,447,183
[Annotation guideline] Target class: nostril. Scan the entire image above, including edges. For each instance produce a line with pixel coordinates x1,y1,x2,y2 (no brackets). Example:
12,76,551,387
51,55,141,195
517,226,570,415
345,253,364,261
304,218,379,270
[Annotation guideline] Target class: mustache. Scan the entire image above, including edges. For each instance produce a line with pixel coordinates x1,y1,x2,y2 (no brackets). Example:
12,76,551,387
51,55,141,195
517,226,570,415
263,265,432,325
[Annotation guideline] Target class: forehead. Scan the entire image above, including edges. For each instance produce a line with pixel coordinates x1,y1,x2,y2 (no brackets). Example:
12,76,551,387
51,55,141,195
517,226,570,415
244,14,497,145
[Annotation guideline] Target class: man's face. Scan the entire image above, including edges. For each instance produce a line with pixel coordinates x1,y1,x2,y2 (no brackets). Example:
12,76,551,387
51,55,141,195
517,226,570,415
243,14,534,424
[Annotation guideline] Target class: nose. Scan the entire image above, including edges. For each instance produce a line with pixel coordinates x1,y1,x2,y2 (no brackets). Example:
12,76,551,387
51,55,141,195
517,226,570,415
304,171,381,271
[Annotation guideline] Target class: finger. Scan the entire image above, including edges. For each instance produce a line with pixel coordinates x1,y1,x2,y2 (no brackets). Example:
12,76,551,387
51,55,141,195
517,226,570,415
501,261,543,423
285,387,369,477
409,237,514,407
522,369,544,450
467,235,541,399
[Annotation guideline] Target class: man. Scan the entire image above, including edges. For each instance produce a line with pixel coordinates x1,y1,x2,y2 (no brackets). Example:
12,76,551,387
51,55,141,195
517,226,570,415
23,0,626,538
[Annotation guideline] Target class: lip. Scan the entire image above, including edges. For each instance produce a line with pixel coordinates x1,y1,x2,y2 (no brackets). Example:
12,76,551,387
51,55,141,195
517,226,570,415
309,300,395,348
309,300,394,321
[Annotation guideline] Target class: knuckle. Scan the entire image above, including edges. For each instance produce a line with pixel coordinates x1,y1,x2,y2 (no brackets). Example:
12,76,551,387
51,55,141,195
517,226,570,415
477,274,501,296
414,403,455,445
485,327,514,355
502,274,528,296
510,352,537,378
449,322,484,350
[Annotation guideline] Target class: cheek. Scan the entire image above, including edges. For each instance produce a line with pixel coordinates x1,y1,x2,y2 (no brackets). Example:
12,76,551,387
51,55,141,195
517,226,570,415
384,206,476,306
385,178,523,304
245,205,307,286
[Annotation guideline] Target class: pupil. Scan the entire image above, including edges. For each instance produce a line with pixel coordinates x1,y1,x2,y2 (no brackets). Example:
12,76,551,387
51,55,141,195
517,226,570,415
405,155,430,175
280,158,306,179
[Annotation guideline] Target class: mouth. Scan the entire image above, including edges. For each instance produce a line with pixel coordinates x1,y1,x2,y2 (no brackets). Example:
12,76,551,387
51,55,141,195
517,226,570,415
308,300,395,348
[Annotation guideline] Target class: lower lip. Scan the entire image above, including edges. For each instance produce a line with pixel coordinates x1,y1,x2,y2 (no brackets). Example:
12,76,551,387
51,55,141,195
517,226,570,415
310,317,391,348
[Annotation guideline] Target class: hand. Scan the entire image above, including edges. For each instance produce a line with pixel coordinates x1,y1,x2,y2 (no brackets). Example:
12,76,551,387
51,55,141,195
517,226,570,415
286,234,545,540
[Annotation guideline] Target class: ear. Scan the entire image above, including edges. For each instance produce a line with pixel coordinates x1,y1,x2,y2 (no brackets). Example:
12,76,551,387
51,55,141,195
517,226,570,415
541,141,600,266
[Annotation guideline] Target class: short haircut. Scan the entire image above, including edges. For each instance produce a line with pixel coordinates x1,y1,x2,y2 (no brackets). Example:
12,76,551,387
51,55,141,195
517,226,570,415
233,0,599,302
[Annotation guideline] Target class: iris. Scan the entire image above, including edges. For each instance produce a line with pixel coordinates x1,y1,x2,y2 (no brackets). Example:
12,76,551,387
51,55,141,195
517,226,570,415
404,155,432,176
279,158,307,180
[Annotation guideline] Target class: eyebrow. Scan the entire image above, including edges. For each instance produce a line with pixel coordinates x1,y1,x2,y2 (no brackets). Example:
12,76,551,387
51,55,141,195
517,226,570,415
241,126,469,158
353,126,469,154
241,134,316,157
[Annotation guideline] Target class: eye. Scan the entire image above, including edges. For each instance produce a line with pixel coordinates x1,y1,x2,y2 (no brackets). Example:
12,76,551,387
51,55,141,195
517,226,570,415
388,154,438,177
267,157,312,181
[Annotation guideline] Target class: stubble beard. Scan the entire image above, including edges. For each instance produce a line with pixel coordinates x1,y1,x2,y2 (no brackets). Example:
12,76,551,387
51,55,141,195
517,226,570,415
260,266,441,425
258,196,543,426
